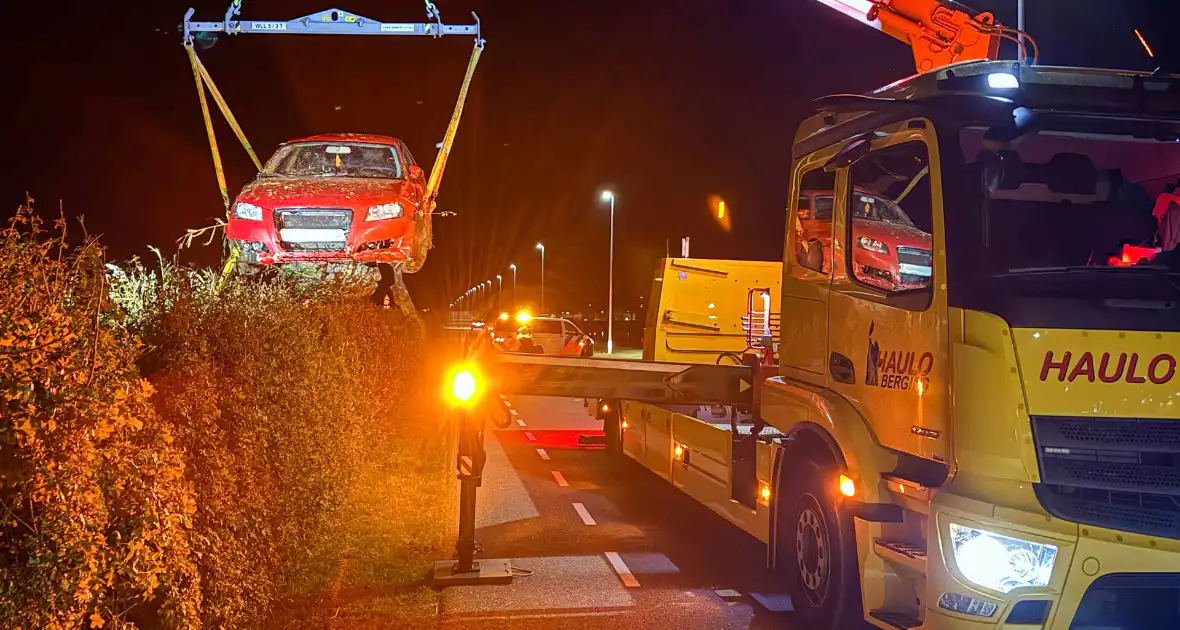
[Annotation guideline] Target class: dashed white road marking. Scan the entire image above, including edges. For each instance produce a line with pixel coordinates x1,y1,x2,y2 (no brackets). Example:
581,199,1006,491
509,408,519,416
604,552,641,588
552,470,569,487
525,431,536,441
536,448,550,461
572,503,597,526
516,418,527,427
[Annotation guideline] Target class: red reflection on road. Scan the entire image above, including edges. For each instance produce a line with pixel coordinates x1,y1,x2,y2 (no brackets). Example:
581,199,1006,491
495,429,605,450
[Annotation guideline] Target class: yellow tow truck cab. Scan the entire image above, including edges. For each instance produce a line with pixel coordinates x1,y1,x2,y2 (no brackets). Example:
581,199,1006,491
618,61,1180,630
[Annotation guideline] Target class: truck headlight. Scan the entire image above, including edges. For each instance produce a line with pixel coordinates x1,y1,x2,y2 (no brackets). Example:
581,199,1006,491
365,202,403,221
233,202,263,221
950,524,1058,594
855,235,889,254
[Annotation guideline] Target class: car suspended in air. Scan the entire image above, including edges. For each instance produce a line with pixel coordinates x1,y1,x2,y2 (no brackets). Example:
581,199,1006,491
225,134,427,268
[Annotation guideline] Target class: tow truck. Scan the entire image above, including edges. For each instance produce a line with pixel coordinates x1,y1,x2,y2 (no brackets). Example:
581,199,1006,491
486,1,1180,628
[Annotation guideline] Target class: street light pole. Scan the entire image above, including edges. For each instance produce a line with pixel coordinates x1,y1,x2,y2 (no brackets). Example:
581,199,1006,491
600,190,616,355
509,264,517,309
535,243,545,313
496,275,502,312
1017,0,1025,61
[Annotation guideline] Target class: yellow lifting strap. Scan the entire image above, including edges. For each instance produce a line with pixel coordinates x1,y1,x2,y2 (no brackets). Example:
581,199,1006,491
184,43,265,287
408,39,484,273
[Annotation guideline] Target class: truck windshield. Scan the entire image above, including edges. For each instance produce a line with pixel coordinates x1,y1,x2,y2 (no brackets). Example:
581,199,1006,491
264,142,404,179
956,126,1180,274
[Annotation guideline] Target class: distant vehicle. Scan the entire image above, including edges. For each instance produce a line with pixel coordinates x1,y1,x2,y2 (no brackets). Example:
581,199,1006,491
225,133,428,268
525,316,595,356
492,312,594,356
796,188,933,291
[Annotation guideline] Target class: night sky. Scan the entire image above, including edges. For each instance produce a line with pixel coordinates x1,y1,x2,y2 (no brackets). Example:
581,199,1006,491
5,0,1178,311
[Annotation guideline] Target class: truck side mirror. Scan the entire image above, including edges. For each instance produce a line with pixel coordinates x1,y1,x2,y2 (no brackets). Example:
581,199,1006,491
408,165,425,179
824,137,872,172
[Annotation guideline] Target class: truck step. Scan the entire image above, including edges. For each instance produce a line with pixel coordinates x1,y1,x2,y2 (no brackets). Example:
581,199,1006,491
873,539,927,574
869,610,922,629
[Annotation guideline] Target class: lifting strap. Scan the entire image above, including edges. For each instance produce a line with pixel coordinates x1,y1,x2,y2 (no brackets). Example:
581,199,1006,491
407,37,484,273
184,43,264,286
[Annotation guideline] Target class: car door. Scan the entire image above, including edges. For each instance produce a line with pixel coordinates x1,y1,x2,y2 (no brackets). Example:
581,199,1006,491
825,120,951,465
532,319,564,354
560,320,588,355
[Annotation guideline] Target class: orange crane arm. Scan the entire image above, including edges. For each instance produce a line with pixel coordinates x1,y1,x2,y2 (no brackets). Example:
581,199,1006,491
814,0,1025,73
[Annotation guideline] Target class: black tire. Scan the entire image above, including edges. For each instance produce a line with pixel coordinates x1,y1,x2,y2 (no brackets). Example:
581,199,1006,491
602,401,623,457
779,457,863,629
533,346,546,354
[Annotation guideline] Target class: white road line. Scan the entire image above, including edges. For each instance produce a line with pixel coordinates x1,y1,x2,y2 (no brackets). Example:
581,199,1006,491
499,394,508,401
572,502,597,526
525,431,536,441
509,408,519,416
443,610,626,623
604,552,641,588
516,418,527,427
552,470,569,487
536,448,550,461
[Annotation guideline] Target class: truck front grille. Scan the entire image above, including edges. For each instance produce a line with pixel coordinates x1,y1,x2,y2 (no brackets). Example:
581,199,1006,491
1032,416,1180,540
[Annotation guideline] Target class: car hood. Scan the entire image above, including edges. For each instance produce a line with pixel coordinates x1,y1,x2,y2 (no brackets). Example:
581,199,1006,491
237,176,409,209
853,219,932,250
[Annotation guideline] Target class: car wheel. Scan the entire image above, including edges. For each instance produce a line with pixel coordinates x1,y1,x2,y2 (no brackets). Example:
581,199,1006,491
532,345,546,354
779,457,863,630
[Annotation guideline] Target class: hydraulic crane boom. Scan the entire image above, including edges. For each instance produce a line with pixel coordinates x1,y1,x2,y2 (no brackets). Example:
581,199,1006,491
814,0,1034,73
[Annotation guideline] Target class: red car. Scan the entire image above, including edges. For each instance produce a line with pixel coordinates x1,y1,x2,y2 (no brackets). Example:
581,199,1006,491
796,189,933,291
226,133,427,267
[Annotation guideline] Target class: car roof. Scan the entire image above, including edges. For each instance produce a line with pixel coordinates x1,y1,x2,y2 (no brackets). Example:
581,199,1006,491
285,133,402,146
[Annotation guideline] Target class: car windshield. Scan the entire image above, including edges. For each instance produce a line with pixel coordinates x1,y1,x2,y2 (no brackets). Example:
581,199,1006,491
264,142,403,179
850,192,916,227
801,192,914,227
957,126,1180,274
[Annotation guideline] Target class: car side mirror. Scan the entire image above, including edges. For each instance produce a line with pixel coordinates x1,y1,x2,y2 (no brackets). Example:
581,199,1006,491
408,165,425,179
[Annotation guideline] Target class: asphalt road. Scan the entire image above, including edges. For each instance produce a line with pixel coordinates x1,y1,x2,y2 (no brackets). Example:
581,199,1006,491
439,395,797,629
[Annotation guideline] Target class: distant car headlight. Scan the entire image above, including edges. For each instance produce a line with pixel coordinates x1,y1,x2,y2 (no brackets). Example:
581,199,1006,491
949,523,1058,594
233,202,263,221
855,235,889,255
366,202,403,221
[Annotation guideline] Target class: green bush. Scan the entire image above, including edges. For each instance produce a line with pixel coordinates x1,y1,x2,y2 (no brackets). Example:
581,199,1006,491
2,203,433,629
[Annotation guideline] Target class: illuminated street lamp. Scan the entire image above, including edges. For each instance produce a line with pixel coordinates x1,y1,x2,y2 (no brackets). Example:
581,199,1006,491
599,190,616,355
509,263,517,308
496,274,503,311
535,243,545,313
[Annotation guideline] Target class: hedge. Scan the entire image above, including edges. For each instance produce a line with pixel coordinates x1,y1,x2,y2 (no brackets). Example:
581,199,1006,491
1,203,432,628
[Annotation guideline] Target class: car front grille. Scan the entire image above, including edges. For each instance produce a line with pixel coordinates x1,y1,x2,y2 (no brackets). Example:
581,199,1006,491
896,246,932,267
1032,415,1180,540
275,208,352,252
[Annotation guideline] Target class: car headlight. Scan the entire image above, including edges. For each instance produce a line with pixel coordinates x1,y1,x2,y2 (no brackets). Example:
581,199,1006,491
950,523,1058,594
233,202,263,221
365,202,403,221
855,235,889,254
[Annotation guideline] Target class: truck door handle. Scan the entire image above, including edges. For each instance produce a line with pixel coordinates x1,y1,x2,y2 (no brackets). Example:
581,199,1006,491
829,352,855,384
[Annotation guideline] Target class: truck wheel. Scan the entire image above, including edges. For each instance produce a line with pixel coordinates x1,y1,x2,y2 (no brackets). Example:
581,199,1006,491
602,401,622,456
779,457,863,629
